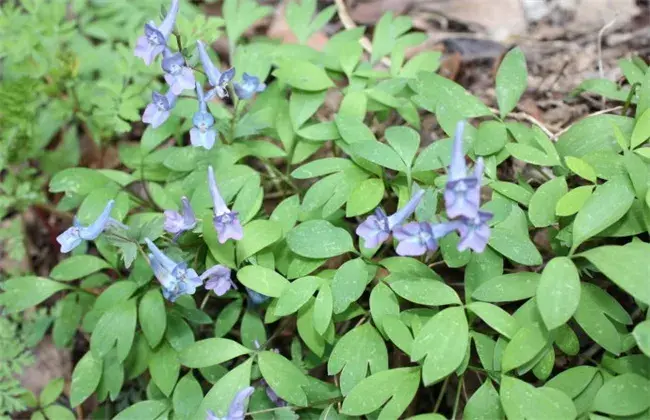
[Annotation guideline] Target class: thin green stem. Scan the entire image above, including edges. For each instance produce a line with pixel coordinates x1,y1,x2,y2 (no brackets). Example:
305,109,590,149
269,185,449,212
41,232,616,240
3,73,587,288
200,293,211,310
433,375,450,413
451,376,464,419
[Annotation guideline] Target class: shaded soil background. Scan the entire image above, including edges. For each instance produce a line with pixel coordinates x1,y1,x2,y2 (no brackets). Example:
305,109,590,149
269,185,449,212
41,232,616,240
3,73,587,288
9,0,650,415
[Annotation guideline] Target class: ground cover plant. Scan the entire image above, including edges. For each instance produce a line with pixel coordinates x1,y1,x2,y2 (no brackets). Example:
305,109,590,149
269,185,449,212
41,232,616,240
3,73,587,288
1,0,650,419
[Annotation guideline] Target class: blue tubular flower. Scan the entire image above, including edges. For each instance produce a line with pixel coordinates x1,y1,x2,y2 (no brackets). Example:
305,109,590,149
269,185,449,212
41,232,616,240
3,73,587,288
205,386,255,420
201,264,235,296
356,189,425,248
456,211,493,253
164,196,196,238
196,40,235,98
444,121,483,219
142,90,177,128
190,83,217,149
393,221,461,257
246,288,269,306
162,48,196,95
134,0,179,65
207,166,243,243
56,200,117,253
145,238,202,302
233,73,266,100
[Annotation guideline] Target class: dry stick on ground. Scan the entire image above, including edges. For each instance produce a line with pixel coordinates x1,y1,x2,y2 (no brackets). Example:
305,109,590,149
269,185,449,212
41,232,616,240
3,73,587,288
551,106,623,141
333,0,392,68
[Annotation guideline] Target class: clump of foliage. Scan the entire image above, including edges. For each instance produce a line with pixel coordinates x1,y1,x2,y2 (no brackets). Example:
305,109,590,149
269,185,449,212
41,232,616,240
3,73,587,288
1,0,650,419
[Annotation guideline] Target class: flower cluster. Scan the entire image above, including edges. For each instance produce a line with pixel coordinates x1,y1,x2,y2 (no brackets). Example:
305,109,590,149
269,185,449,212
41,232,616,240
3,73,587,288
357,121,492,256
134,0,265,148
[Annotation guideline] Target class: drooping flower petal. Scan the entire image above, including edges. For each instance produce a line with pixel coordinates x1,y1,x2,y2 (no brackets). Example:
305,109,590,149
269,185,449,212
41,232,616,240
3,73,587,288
456,211,493,253
393,221,461,256
357,189,425,249
201,264,235,296
162,50,196,95
197,41,235,97
133,0,179,64
207,166,243,243
56,200,116,253
233,72,266,100
190,83,217,149
164,196,196,236
444,121,482,219
142,90,177,128
190,127,217,149
145,238,201,301
226,387,255,420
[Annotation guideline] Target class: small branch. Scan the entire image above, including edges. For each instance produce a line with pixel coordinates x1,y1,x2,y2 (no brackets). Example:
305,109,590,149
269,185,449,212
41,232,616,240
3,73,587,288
490,107,555,139
333,0,391,67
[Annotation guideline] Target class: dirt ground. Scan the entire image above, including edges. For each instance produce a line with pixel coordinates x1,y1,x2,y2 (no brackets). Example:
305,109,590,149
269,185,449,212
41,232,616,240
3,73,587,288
14,0,650,404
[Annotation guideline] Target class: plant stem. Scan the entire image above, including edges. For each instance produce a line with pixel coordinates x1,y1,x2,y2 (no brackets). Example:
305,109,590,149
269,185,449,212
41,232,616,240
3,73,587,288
433,376,450,413
451,376,464,419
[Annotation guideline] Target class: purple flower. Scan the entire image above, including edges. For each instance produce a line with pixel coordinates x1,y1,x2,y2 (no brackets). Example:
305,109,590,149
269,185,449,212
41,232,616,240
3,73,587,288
208,166,243,243
164,196,196,238
56,200,119,253
134,0,179,65
162,48,195,95
444,121,483,219
142,90,177,128
246,288,269,306
259,379,287,407
393,221,460,257
206,386,255,420
233,73,266,100
356,189,425,248
145,238,202,302
201,265,235,296
197,40,235,98
456,211,493,253
190,83,217,150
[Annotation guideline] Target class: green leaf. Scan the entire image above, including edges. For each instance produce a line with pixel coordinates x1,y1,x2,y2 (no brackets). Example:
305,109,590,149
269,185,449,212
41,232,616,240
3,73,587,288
528,177,568,227
236,265,290,298
50,168,114,196
489,228,542,266
287,220,354,259
332,258,370,314
297,298,329,356
139,289,166,348
0,276,70,313
537,257,581,329
632,320,650,356
466,302,519,339
341,367,420,419
236,220,283,264
506,142,557,166
259,351,309,406
51,256,111,281
565,156,597,183
198,358,252,416
328,324,388,395
223,0,272,45
179,338,251,368
214,299,243,338
90,299,137,362
496,47,528,117
270,195,300,235
273,60,334,91
346,178,385,217
473,273,540,302
383,315,414,356
385,274,461,306
240,310,267,349
573,283,624,355
579,242,650,305
631,108,650,148
40,378,65,407
546,366,598,398
385,126,420,167
172,373,203,420
555,114,634,158
113,400,169,420
370,282,400,336
409,72,492,118
555,185,594,216
572,177,635,251
500,376,576,420
350,141,407,172
313,283,334,336
149,342,180,397
476,121,508,156
275,276,323,316
70,352,103,407
464,380,504,420
43,405,75,420
501,323,548,372
291,158,355,179
411,306,469,385
592,374,650,416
